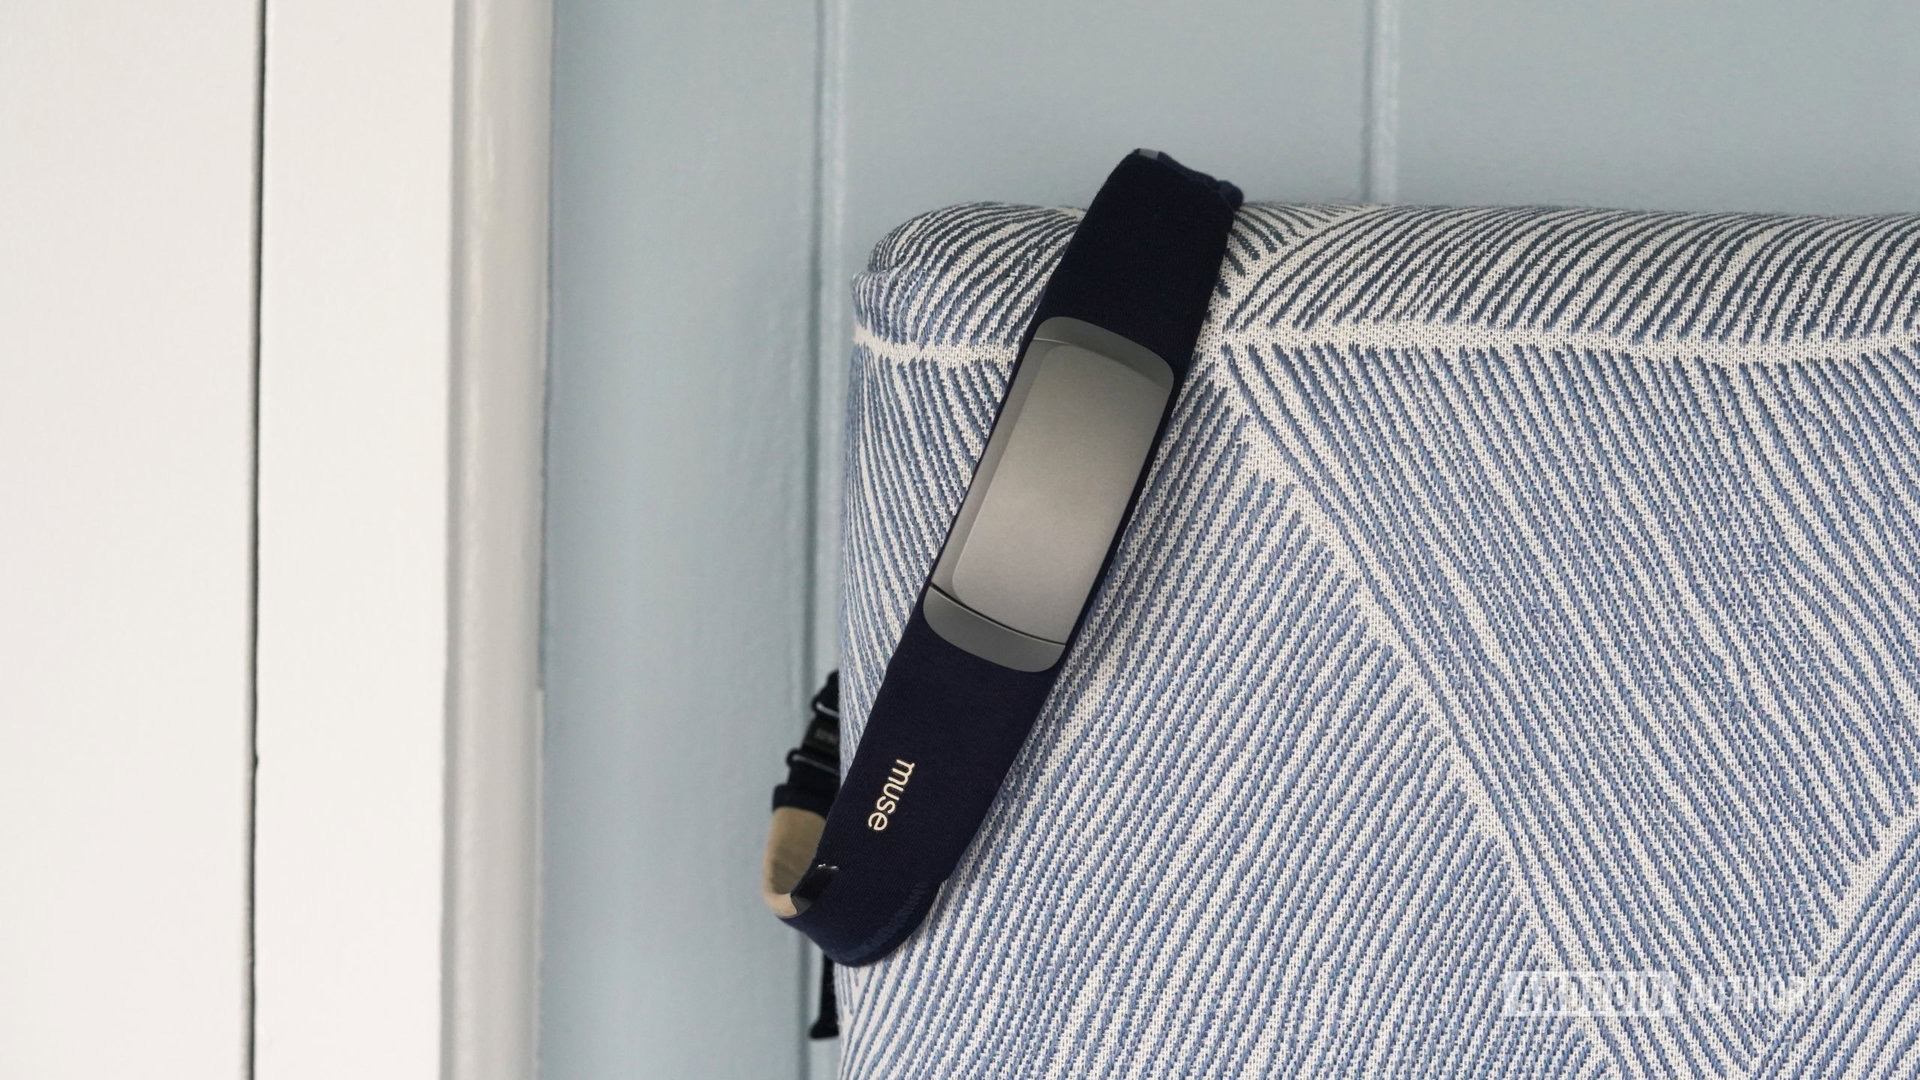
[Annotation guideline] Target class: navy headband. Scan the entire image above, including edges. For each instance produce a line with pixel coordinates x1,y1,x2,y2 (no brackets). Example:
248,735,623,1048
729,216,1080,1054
764,151,1242,966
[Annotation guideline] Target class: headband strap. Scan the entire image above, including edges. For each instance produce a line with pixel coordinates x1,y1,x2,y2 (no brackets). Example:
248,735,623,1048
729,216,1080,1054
765,151,1241,965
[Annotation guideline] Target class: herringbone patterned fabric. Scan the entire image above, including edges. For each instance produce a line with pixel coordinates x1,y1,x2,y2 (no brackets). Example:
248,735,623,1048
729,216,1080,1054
838,202,1920,1079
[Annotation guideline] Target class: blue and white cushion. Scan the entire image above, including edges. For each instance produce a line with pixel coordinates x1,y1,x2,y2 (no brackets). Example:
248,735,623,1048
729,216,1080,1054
838,202,1920,1079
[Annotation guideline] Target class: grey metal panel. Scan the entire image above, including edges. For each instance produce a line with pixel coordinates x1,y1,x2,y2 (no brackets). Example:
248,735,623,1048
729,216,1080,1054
927,319,1174,667
924,588,1066,672
1391,0,1920,213
943,341,1166,641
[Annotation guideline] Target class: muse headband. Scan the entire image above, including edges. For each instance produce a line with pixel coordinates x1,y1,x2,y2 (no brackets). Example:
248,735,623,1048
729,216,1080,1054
763,150,1242,966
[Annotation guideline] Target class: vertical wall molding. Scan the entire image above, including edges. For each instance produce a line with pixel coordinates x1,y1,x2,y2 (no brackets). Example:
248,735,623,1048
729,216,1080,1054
1363,0,1402,203
444,0,552,1077
255,0,549,1076
808,0,852,686
803,1,848,1075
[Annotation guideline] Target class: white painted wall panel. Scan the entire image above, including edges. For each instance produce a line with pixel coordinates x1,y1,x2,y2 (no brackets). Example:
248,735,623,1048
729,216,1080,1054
1392,0,1920,212
542,3,820,1079
253,2,457,1077
0,4,258,1078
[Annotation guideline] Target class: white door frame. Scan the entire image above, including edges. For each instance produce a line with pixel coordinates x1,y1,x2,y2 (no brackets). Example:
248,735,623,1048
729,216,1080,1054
253,1,550,1077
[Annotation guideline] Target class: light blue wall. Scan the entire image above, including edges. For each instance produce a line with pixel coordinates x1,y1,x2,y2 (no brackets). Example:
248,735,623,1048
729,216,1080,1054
543,2,1920,1077
543,3,818,1078
1392,0,1920,212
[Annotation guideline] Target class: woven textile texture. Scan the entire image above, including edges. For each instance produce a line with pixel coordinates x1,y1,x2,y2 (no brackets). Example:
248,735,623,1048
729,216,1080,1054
837,201,1920,1080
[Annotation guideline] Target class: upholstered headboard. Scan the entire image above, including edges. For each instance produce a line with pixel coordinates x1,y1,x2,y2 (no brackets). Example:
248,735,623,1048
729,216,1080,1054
836,201,1920,1079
